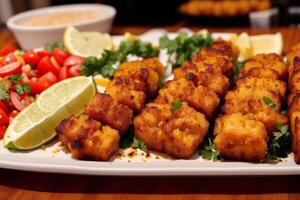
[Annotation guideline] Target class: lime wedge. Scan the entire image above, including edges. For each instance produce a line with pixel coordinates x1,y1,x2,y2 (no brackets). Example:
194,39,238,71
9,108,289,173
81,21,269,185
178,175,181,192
3,76,96,150
64,26,113,58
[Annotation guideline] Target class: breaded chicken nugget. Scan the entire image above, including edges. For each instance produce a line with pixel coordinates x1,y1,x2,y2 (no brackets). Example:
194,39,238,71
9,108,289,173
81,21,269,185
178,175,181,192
210,38,236,57
155,78,220,119
134,102,209,159
214,113,268,162
289,110,300,163
236,77,286,99
84,93,133,135
105,77,146,113
240,67,280,80
56,115,120,161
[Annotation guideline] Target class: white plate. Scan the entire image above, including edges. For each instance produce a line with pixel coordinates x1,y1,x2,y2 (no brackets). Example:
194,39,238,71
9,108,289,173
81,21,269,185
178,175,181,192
1,29,299,176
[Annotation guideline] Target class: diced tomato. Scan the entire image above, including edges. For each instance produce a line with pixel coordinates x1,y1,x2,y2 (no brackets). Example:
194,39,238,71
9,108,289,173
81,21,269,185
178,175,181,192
59,65,70,80
0,52,17,66
22,64,31,76
50,56,61,73
9,110,19,119
0,101,8,113
35,72,58,93
0,125,6,139
0,109,9,125
10,91,30,111
37,56,59,76
37,49,51,58
69,64,81,77
0,44,17,57
53,48,69,66
0,61,22,77
29,77,40,94
64,56,85,67
23,49,40,65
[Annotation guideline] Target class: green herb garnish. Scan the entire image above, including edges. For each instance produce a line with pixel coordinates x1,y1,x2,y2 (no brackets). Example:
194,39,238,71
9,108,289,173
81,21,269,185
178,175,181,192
199,138,221,161
159,32,213,69
264,123,291,164
80,39,159,78
0,82,9,101
132,137,147,152
158,77,165,89
233,61,245,81
263,96,278,111
171,99,182,112
15,83,31,95
8,74,23,83
119,126,135,148
44,41,65,51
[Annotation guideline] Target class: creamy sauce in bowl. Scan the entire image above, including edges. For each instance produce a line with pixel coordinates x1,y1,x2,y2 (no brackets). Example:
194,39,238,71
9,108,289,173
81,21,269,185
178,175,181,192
19,11,105,27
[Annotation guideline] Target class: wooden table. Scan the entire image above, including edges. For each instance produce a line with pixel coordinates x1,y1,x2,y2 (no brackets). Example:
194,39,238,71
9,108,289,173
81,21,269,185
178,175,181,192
1,25,300,200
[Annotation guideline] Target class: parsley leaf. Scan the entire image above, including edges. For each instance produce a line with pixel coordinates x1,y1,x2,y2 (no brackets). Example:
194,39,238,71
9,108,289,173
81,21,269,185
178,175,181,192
15,83,31,95
199,138,221,161
264,123,291,163
44,41,65,51
119,126,135,148
263,96,278,111
132,137,147,152
80,38,159,78
171,99,182,112
0,82,9,101
159,32,213,69
233,61,244,81
158,77,165,89
8,74,23,83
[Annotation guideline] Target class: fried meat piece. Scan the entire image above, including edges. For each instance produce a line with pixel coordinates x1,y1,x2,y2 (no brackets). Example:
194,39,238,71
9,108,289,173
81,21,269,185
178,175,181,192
240,67,280,80
173,62,230,97
105,77,146,113
192,47,234,77
115,58,164,96
241,54,287,80
236,77,286,99
84,93,133,135
56,115,120,161
134,102,209,159
223,87,287,133
155,78,220,119
210,38,236,57
289,109,300,163
214,113,268,162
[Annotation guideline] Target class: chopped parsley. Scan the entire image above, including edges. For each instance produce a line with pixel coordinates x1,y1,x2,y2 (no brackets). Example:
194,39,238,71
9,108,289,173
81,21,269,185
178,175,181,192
8,73,23,83
15,83,31,95
264,123,291,164
0,82,9,101
80,39,159,79
171,99,182,112
199,138,221,161
159,32,213,69
132,137,147,152
158,77,165,89
119,126,148,152
119,126,135,148
233,61,244,81
263,96,278,111
44,41,65,51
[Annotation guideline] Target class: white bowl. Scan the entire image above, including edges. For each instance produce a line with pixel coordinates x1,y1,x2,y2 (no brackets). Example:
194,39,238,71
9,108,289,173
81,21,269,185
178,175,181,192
7,4,116,50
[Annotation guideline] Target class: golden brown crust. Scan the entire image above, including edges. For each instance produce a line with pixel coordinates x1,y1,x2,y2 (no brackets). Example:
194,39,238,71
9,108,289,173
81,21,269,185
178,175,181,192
155,78,220,119
214,113,267,162
84,93,133,135
56,115,120,161
134,103,209,159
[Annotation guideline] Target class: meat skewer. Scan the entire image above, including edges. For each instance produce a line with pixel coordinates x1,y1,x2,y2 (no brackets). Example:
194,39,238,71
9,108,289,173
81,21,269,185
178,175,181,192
134,39,236,159
214,53,288,162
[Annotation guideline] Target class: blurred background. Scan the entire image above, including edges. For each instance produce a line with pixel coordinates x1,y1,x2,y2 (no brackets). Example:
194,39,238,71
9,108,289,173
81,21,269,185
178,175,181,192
1,0,300,28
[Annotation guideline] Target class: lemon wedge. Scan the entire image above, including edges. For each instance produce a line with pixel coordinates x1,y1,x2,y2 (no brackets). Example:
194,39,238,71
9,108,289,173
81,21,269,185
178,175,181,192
230,32,253,60
64,26,113,58
250,33,283,55
3,76,96,150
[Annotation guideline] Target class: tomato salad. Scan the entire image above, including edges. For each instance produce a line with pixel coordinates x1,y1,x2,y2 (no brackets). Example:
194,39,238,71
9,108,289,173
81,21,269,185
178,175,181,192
0,44,85,139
